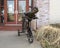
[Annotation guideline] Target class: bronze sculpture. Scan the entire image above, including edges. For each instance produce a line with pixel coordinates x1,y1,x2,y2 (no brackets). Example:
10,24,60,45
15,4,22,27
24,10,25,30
18,7,39,43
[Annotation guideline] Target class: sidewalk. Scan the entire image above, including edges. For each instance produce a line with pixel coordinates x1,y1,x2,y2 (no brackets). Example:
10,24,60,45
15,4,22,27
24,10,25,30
0,31,42,48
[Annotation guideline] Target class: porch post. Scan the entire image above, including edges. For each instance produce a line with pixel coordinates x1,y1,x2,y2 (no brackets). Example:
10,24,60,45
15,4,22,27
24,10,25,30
4,0,7,24
15,0,18,24
26,0,29,12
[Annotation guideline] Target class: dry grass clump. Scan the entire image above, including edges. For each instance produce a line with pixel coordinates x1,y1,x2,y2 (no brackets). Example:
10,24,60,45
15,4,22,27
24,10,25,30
35,25,60,48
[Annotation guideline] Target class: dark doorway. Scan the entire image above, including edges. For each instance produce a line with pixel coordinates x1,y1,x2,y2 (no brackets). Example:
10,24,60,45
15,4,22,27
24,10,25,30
0,0,4,25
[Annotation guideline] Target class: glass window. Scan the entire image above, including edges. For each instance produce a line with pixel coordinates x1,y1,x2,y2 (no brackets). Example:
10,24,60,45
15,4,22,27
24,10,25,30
7,0,14,22
19,1,26,13
29,0,31,6
18,1,26,22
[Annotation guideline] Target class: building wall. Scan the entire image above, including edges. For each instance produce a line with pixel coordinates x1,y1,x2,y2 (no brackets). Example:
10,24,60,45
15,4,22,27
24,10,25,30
49,0,60,24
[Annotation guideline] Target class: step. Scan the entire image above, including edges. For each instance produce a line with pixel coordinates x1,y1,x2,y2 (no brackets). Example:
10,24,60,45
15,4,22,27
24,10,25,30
0,26,22,31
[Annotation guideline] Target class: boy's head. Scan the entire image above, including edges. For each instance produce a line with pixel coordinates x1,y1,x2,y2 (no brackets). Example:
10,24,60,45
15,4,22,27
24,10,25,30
32,7,38,14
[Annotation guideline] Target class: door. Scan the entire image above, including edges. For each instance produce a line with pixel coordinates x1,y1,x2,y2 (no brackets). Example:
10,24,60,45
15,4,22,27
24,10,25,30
4,0,33,24
18,0,26,24
7,0,15,24
4,0,16,24
17,0,33,24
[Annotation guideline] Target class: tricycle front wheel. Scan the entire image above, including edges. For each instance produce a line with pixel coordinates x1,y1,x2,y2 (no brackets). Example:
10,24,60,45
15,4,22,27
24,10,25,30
28,37,33,43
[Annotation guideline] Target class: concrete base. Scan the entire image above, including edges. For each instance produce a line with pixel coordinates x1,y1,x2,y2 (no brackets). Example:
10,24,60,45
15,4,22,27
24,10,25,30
0,31,42,48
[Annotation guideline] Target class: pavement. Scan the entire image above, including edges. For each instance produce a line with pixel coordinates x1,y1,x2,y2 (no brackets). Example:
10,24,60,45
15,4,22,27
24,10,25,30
0,31,42,48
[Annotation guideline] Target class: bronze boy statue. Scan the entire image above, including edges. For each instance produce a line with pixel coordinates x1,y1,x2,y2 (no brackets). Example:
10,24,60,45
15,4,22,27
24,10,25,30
24,7,39,43
18,7,38,43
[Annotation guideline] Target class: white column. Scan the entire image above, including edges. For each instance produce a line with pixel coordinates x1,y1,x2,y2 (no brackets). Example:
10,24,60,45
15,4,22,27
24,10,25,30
36,0,49,28
31,0,49,29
